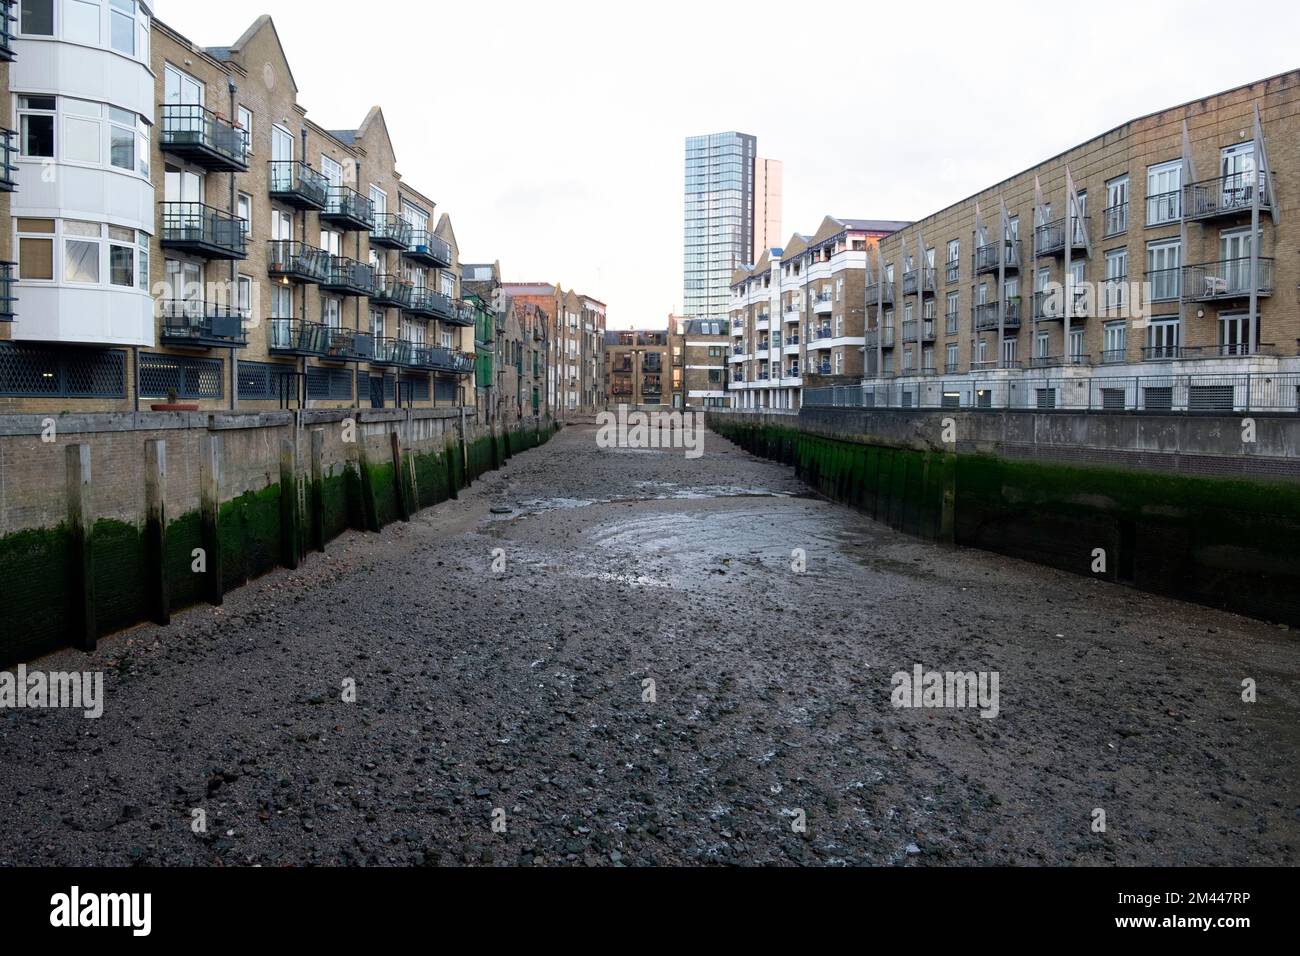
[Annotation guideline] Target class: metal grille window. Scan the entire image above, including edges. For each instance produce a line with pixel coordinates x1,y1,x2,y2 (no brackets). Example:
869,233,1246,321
1036,388,1057,410
306,366,353,401
434,378,457,402
0,344,126,397
1143,387,1174,411
238,360,297,401
1188,385,1235,412
138,353,223,399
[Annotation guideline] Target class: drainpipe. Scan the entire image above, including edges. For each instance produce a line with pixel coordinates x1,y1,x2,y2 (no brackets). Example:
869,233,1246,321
229,79,239,412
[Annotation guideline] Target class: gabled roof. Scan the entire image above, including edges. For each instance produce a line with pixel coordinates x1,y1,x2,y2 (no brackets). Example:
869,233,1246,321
207,16,299,95
780,234,811,262
729,265,753,286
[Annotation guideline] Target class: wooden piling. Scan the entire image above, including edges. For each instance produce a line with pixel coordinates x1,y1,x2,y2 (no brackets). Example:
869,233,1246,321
143,438,170,625
65,444,96,651
199,433,224,606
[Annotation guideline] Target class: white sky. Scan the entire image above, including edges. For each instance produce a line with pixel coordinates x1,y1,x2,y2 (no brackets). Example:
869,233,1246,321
159,0,1300,330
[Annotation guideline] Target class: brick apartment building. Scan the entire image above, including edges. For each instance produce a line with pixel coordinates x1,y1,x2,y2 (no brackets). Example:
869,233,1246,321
857,70,1299,412
604,329,670,407
673,317,730,410
0,8,482,412
501,283,606,420
729,217,910,410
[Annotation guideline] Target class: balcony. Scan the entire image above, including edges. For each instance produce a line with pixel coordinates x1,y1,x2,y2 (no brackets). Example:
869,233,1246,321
973,240,1022,276
732,343,745,356
810,324,833,342
1,127,17,192
1,1,14,62
318,327,374,363
1102,202,1128,237
160,300,248,348
371,214,413,251
404,288,454,320
445,300,477,327
268,161,329,211
902,268,937,297
320,257,375,297
1183,258,1274,303
972,299,1022,332
865,282,895,306
1183,172,1272,223
922,319,936,342
371,274,414,309
159,105,249,173
1034,216,1090,258
321,186,374,232
812,292,834,314
160,203,248,260
405,230,453,269
785,333,800,348
268,241,331,284
946,260,960,284
267,320,329,357
1,261,17,321
371,336,414,367
732,318,745,332
808,362,832,376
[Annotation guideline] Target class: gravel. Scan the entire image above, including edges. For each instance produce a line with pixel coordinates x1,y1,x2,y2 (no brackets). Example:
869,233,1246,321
0,423,1295,866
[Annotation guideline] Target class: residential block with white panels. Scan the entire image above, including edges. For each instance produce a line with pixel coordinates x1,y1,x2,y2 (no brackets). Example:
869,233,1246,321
728,216,909,410
1,4,479,412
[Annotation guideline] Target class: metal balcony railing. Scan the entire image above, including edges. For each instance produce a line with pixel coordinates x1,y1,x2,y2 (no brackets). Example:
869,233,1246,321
0,1,15,62
371,274,414,309
0,260,17,321
371,336,414,366
1,126,18,191
320,326,374,362
160,202,248,259
320,257,375,296
1145,267,1182,303
159,104,249,172
1102,202,1128,237
812,292,834,312
268,319,329,356
973,240,1022,275
946,312,959,335
922,319,936,342
1182,258,1274,302
903,268,937,296
1183,172,1272,222
371,213,413,250
405,230,452,268
267,240,331,283
946,260,960,284
406,288,454,319
1034,217,1090,257
268,160,329,210
1146,190,1181,226
446,300,477,327
973,299,1022,331
865,282,895,306
322,185,374,231
160,300,248,347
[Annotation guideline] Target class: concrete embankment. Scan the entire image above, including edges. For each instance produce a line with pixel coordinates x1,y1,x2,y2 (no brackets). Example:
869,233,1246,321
709,410,1300,627
0,411,559,666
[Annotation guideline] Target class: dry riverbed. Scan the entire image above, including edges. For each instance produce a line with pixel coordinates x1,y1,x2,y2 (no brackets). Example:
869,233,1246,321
0,423,1296,866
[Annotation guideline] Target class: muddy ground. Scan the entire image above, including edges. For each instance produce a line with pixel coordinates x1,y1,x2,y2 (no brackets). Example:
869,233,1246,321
0,423,1296,866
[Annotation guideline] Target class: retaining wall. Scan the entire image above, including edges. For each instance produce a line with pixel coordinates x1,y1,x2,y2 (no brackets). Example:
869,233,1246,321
0,409,558,666
709,410,1300,628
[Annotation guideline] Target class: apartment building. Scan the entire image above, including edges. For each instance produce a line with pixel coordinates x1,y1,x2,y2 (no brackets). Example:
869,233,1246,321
859,70,1298,413
1,8,478,412
728,216,909,410
683,132,782,324
501,282,606,419
673,317,730,410
604,329,670,407
461,261,506,423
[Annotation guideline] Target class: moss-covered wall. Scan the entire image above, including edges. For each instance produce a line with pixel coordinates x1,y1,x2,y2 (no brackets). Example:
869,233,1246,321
711,416,1300,627
0,421,557,668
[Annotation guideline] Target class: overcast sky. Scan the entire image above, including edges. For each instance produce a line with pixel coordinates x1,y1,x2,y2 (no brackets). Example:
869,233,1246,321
162,0,1300,330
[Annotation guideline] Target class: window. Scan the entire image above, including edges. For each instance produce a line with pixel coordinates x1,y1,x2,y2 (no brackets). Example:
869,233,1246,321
1001,338,1017,367
63,98,103,164
369,185,386,218
946,292,959,334
321,296,341,328
271,285,293,320
238,107,253,156
64,220,101,284
237,276,253,319
320,155,344,187
20,0,54,34
946,343,958,371
237,193,253,236
1147,160,1182,225
18,96,56,158
17,219,56,281
110,0,135,54
1105,175,1129,236
1035,331,1050,359
1068,329,1085,362
1104,249,1127,314
1147,240,1181,301
1147,317,1180,359
1104,321,1127,362
108,226,134,287
108,107,135,170
65,0,101,44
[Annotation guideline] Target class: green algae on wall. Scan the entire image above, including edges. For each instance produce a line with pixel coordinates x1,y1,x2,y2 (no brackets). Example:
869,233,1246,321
0,421,559,667
710,415,1300,627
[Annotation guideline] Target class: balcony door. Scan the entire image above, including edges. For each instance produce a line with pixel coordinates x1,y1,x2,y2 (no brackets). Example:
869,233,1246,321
1221,143,1256,206
1219,229,1252,293
165,258,202,319
164,65,203,107
1218,312,1257,357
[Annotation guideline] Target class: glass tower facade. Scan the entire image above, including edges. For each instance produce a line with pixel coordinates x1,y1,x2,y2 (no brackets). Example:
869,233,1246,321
684,132,756,322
